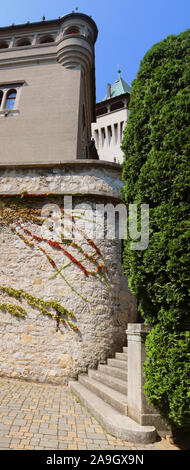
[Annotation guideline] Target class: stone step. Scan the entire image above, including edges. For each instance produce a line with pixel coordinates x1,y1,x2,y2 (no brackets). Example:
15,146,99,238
107,358,128,370
115,352,128,361
69,381,157,444
78,375,128,415
123,347,128,353
88,368,128,395
98,364,128,381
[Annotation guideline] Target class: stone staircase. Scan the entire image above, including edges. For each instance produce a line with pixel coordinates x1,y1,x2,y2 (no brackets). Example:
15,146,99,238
69,346,157,444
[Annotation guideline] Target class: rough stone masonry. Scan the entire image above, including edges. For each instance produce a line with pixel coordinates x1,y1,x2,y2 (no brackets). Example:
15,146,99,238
0,163,137,384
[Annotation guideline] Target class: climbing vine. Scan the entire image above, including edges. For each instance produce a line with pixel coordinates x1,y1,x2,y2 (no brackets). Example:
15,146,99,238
0,192,109,331
0,285,77,331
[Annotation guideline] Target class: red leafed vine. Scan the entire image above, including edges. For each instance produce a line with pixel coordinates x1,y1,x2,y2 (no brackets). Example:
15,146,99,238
0,193,110,331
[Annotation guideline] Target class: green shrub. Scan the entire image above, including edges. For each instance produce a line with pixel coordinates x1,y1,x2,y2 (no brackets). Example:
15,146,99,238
144,325,190,428
121,29,190,429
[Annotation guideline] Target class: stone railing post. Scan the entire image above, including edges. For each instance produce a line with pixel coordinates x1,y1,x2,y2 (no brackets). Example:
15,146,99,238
126,323,170,433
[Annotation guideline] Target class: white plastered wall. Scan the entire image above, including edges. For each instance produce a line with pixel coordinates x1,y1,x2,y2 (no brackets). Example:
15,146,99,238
91,107,129,164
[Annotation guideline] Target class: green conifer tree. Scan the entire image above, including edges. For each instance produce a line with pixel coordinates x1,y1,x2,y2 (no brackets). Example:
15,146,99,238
122,29,190,428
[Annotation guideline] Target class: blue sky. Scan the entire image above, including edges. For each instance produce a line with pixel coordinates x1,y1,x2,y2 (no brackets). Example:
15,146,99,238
0,1,189,101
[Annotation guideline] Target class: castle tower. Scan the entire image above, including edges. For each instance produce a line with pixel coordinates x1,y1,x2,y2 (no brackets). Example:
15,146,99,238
0,13,136,384
92,70,131,163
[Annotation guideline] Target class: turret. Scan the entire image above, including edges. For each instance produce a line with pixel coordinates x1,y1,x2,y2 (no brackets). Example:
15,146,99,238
56,13,98,157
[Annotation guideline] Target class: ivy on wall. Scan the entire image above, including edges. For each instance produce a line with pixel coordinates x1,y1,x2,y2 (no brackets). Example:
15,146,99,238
0,285,77,331
0,192,109,331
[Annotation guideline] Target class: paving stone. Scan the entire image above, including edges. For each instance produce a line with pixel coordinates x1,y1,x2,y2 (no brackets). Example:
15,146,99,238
30,440,40,445
58,431,68,437
0,377,180,451
87,432,109,440
59,444,68,449
29,427,40,433
77,431,87,438
0,439,11,447
13,420,27,426
33,447,46,450
58,424,72,431
87,444,101,449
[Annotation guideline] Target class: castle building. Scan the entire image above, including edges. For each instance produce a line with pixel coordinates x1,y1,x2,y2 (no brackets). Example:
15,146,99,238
0,13,98,162
92,71,131,163
0,12,136,385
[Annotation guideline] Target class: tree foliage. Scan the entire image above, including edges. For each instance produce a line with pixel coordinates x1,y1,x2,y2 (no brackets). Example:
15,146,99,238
121,29,190,428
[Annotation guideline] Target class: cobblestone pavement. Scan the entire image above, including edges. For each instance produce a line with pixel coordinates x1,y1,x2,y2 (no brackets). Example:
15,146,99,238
0,378,179,451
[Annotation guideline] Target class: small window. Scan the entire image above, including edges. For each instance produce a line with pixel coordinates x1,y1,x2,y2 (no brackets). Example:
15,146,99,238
120,121,124,142
39,35,54,44
65,26,80,35
114,123,118,144
94,129,99,149
107,125,112,146
101,128,106,147
0,40,9,49
96,107,107,117
16,38,31,47
5,89,17,110
111,101,124,112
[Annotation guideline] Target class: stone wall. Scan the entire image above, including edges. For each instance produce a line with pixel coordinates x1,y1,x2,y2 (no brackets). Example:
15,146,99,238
0,163,137,384
0,161,123,199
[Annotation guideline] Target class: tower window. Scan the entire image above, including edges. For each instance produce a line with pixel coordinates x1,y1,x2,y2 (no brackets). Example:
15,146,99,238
111,101,124,112
114,123,118,144
5,89,17,110
101,128,106,147
94,129,99,148
0,40,9,49
96,107,107,117
39,35,54,44
107,125,112,146
16,38,31,47
65,26,80,35
120,121,124,142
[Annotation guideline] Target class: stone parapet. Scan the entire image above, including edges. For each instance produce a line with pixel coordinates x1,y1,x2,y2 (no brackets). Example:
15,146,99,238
0,161,122,201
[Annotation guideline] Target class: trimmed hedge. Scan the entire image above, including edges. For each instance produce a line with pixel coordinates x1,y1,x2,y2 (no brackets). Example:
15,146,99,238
144,325,190,428
121,29,190,429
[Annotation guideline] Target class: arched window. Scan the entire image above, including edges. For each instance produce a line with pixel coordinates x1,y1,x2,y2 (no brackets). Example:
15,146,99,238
110,101,124,112
39,35,54,44
0,90,3,107
0,40,8,49
16,38,31,47
65,26,80,35
96,107,107,117
5,89,17,110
